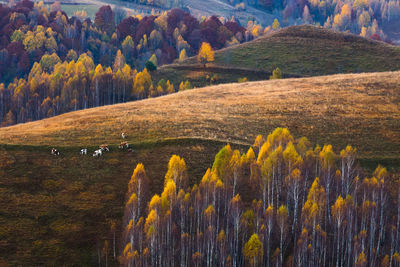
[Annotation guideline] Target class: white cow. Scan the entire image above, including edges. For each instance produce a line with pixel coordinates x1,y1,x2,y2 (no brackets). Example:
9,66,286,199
80,148,87,155
121,133,127,139
93,149,102,157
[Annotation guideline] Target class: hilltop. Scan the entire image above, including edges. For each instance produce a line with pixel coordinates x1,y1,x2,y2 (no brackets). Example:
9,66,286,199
155,25,400,86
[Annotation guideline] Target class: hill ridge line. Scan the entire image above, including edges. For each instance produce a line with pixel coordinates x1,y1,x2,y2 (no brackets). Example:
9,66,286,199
1,70,399,129
0,70,399,163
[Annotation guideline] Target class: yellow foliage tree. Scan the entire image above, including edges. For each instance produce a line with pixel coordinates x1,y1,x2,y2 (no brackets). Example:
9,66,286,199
244,233,263,267
253,134,265,153
331,195,345,227
133,68,153,99
127,163,149,220
164,155,188,191
246,147,256,163
252,25,261,37
197,42,214,68
179,80,193,91
179,49,188,61
267,127,293,149
272,19,280,30
355,251,367,267
360,26,368,37
166,80,175,94
283,142,302,174
270,67,282,80
302,177,326,228
341,4,351,17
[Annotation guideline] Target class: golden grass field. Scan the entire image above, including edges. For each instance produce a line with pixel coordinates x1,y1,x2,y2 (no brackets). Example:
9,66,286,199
1,71,399,165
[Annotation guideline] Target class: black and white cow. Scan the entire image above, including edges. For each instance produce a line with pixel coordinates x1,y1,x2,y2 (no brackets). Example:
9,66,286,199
93,149,102,157
80,148,87,155
51,148,60,155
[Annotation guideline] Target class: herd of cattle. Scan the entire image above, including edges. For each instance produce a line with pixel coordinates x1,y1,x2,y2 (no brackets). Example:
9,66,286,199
50,133,132,157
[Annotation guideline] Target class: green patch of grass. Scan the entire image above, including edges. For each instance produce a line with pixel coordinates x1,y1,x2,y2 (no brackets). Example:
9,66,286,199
152,66,276,88
157,25,400,88
45,4,100,19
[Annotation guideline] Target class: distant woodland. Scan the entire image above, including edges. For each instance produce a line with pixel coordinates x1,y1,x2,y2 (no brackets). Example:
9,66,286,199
0,1,251,126
128,0,399,41
121,128,400,267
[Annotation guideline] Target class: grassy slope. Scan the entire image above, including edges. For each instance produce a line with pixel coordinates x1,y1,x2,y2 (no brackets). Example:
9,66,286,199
1,71,399,164
56,4,100,19
1,71,400,265
0,139,226,266
154,25,400,87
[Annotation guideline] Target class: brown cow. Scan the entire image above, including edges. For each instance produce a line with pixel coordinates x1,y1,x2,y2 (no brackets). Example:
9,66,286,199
100,144,109,152
119,141,129,149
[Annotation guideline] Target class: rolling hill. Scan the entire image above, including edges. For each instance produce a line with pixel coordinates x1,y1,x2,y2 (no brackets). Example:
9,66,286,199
1,71,400,165
154,25,400,87
1,71,400,265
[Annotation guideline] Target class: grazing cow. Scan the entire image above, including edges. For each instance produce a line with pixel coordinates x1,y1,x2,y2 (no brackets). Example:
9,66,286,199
51,148,60,156
93,149,102,157
119,141,129,149
99,144,109,152
121,133,127,139
80,149,87,155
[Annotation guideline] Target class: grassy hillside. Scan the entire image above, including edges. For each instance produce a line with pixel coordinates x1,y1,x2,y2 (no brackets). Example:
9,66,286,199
1,71,400,265
155,25,400,87
1,71,399,164
0,139,225,266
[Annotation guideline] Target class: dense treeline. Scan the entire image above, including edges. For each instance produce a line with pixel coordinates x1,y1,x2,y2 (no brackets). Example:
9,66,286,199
0,0,251,126
120,128,400,266
0,51,183,126
240,0,399,42
123,0,399,41
0,0,248,83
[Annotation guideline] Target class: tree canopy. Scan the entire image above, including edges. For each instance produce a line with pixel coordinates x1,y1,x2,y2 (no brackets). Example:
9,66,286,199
120,128,399,267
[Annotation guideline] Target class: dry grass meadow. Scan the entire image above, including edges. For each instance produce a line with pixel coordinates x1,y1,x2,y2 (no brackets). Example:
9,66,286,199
1,71,399,165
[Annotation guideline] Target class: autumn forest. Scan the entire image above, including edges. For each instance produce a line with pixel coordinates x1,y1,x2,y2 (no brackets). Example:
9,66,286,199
0,1,246,126
121,128,400,267
1,0,400,266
